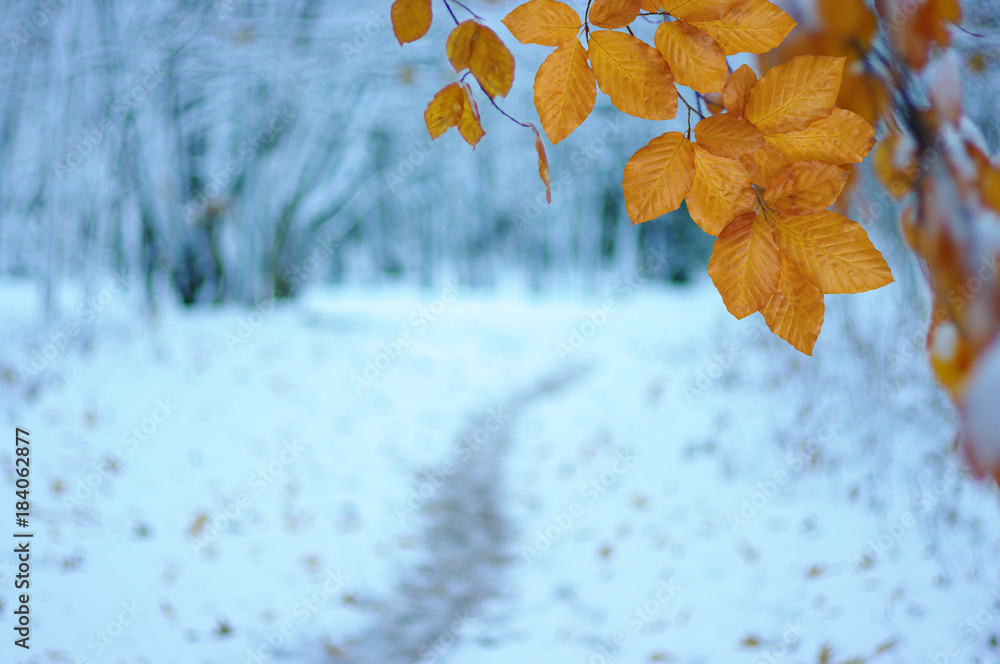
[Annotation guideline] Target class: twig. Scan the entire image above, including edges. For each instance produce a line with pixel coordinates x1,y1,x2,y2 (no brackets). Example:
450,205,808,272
678,94,705,121
450,0,483,22
442,0,459,25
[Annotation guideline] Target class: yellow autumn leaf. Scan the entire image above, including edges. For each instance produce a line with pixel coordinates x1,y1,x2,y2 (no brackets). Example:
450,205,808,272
447,21,516,98
589,0,641,29
424,82,485,147
872,131,918,197
881,0,961,70
502,0,581,47
654,21,728,94
687,144,755,236
819,0,876,45
745,55,845,133
535,41,596,144
687,0,796,55
622,131,695,224
662,0,739,21
724,63,757,116
764,161,849,214
694,113,765,159
391,0,433,45
763,108,876,164
532,125,552,203
762,244,825,355
588,30,678,121
641,0,661,10
740,143,788,187
838,64,889,126
771,209,894,294
708,209,781,319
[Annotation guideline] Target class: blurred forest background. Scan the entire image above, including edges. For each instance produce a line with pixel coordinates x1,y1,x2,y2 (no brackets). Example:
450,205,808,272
0,0,728,315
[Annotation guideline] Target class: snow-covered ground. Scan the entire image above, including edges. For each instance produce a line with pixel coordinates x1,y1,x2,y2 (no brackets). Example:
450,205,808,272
1,258,1000,664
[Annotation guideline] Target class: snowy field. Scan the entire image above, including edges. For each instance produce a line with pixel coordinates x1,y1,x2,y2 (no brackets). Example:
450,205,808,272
2,257,1000,664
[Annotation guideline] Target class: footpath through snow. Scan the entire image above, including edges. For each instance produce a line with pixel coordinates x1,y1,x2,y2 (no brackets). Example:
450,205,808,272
0,274,999,663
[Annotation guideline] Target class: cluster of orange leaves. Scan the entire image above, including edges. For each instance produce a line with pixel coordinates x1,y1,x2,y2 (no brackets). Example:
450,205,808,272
766,0,1000,480
392,0,896,355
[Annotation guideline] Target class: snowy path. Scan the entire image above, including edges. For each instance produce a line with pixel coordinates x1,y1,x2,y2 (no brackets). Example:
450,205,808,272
3,275,1000,664
344,368,584,663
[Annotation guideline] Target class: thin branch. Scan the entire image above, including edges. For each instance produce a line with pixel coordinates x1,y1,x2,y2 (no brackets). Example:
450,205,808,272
584,0,593,40
678,93,705,121
442,0,460,25
450,0,483,21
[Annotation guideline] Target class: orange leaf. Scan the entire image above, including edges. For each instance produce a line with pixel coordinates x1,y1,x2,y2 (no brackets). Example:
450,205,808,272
502,0,581,47
695,113,765,159
662,0,739,21
763,107,875,164
622,131,695,224
708,210,781,319
764,161,849,214
534,41,596,144
424,82,485,147
724,63,757,116
879,0,961,70
447,21,516,98
654,21,728,94
687,144,755,236
589,0,641,29
762,253,825,354
391,0,433,45
837,65,889,126
687,0,796,55
740,144,787,187
641,0,662,10
532,125,552,203
969,146,1000,214
745,55,844,133
771,209,894,294
703,92,726,115
819,0,876,45
588,30,678,121
872,130,917,198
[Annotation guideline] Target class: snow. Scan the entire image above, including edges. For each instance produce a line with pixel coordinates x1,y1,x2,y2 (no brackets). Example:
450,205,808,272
962,332,1000,475
3,268,1000,664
